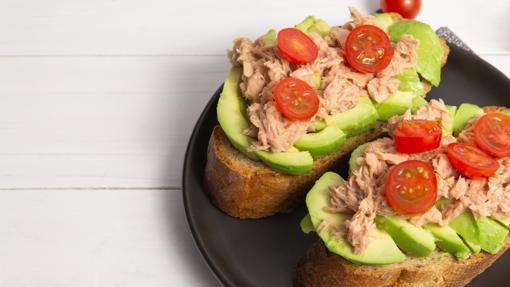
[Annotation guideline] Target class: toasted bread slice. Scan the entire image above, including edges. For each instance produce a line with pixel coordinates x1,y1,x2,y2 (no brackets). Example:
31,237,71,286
295,105,510,287
295,237,510,287
205,124,383,219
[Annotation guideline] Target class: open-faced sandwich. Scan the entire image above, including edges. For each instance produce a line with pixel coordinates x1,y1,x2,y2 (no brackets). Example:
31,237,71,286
205,7,449,219
297,99,510,287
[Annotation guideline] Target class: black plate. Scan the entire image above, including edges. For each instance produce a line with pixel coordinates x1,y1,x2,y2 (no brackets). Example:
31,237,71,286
183,45,510,287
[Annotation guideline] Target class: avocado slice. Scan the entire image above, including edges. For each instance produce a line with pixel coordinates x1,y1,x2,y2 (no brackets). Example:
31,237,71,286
388,20,443,86
348,142,369,176
217,67,258,160
373,13,397,33
255,148,313,175
496,218,510,229
452,103,484,136
295,16,331,37
295,16,315,33
396,68,425,97
375,90,415,121
463,238,482,254
306,172,405,265
262,29,276,45
411,96,428,113
449,212,509,254
311,119,327,132
326,96,379,136
444,105,457,136
376,216,436,257
294,126,346,157
424,224,471,260
300,214,314,234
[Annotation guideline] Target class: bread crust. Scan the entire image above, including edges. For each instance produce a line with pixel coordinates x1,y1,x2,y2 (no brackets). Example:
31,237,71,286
205,125,384,219
295,237,510,287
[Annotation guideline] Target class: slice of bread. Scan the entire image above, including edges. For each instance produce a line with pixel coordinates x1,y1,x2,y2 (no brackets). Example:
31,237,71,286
295,105,510,287
205,124,384,219
295,237,510,287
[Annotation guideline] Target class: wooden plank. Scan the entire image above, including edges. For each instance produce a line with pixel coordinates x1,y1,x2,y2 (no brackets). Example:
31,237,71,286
0,0,508,55
0,188,218,286
0,55,228,188
0,55,508,189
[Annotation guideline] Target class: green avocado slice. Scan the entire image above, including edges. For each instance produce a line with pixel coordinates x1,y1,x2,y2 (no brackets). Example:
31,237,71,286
388,20,443,86
326,96,379,136
449,212,509,254
452,103,484,136
411,96,428,113
375,90,415,121
496,218,510,229
423,224,471,260
396,68,425,97
294,126,346,157
373,13,397,33
255,148,313,175
306,172,406,265
348,142,369,176
444,105,457,137
376,216,436,257
295,16,331,37
217,66,258,160
300,214,315,234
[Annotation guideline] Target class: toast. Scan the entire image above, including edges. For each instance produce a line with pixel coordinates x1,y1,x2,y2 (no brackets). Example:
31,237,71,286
294,105,510,287
205,124,383,219
295,237,510,287
205,31,449,219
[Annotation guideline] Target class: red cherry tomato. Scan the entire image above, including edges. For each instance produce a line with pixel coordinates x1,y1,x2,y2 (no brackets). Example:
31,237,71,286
473,113,510,158
273,78,319,121
446,143,499,178
394,120,442,154
381,0,421,19
344,25,394,73
277,28,319,65
385,160,437,215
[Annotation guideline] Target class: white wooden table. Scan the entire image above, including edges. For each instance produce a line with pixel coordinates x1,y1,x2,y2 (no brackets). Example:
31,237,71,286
0,1,508,286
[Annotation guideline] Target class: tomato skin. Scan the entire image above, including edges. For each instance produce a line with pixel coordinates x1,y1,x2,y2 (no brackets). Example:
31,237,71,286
385,160,437,216
394,120,442,154
446,143,499,179
344,25,394,73
273,78,319,121
381,0,421,19
474,113,510,158
277,28,319,65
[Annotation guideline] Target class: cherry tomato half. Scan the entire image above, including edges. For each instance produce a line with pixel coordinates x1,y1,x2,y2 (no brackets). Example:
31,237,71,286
474,113,510,158
381,0,421,19
277,28,319,65
273,78,319,121
446,143,499,178
394,120,442,154
344,25,394,73
385,160,437,216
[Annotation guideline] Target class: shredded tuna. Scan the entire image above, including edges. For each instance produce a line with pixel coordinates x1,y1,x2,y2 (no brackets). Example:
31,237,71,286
229,8,420,152
410,206,443,226
367,77,400,103
387,99,451,133
367,35,419,103
329,27,350,48
246,102,310,152
347,7,381,29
